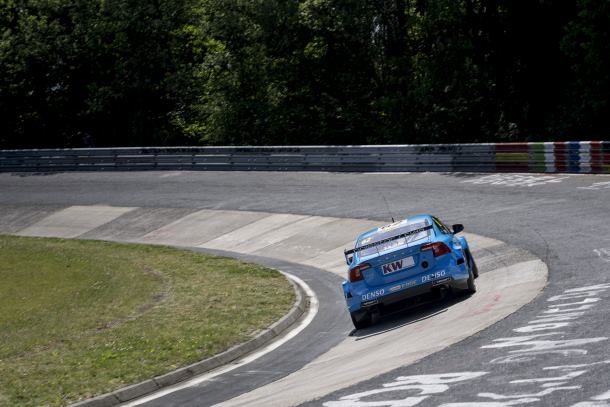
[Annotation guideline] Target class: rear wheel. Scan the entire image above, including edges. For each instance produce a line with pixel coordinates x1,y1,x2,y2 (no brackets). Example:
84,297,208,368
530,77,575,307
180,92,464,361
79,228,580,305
466,268,477,294
463,250,477,294
350,310,372,329
466,249,479,279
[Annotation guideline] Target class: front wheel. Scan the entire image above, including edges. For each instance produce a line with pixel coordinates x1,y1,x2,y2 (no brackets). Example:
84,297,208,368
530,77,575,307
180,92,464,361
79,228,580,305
350,310,372,329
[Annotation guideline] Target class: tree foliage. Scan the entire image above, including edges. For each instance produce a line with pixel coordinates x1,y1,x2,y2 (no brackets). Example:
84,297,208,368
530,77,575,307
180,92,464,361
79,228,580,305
0,0,608,147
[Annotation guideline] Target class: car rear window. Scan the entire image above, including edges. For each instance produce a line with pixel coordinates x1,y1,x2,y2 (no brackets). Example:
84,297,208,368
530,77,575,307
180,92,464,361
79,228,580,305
356,219,432,257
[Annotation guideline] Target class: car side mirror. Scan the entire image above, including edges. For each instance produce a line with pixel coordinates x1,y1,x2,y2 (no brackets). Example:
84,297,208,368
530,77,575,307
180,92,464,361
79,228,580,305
452,224,464,234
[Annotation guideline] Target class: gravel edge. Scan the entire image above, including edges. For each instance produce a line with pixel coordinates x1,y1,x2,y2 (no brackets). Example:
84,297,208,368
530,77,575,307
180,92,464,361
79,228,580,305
70,275,308,407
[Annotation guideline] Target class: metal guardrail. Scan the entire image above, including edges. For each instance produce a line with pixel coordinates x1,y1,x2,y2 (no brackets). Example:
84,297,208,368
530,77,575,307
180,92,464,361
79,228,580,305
1,142,608,173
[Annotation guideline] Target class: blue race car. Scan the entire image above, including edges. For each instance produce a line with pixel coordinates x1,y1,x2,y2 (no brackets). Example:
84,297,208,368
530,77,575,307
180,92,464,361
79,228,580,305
342,215,478,329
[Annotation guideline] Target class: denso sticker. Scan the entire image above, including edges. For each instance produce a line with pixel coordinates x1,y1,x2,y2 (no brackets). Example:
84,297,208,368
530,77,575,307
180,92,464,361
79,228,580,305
421,270,447,283
362,289,385,301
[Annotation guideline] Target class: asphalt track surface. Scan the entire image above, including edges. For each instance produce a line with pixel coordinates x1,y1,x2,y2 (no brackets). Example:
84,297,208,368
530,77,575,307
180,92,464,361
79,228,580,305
2,171,610,407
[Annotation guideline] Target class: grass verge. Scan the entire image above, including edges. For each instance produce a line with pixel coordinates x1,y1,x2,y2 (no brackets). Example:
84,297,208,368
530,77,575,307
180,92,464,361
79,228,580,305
0,235,295,407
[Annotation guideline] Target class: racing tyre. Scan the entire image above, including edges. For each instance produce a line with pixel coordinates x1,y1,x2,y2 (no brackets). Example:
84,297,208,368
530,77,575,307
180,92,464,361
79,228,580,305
466,249,479,279
350,310,372,330
465,267,477,294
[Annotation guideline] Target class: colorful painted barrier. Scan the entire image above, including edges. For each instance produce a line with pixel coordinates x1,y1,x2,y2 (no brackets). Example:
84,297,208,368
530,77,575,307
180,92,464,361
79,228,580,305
495,141,610,173
1,142,608,173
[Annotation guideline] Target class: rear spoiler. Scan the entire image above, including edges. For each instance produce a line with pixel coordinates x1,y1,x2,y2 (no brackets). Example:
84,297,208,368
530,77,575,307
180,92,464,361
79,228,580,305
344,225,433,264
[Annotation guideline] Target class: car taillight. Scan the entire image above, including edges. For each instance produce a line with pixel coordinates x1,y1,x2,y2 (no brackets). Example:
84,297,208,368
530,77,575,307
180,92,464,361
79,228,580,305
420,242,451,257
349,263,371,282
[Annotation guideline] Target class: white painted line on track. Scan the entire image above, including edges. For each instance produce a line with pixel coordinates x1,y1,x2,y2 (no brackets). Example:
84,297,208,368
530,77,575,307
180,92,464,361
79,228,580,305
462,174,571,187
592,389,610,401
121,273,319,407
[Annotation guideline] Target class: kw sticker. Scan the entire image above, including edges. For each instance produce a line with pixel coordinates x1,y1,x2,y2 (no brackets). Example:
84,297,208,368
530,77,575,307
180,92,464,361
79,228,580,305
382,257,415,275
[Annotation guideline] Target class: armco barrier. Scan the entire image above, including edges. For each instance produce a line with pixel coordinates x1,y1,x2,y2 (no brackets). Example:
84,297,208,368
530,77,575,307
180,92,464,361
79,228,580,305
0,142,608,173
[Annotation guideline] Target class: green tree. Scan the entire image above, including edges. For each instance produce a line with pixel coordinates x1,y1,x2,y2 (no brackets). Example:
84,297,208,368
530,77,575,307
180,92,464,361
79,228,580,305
0,0,600,147
0,0,201,147
189,0,379,145
560,0,610,139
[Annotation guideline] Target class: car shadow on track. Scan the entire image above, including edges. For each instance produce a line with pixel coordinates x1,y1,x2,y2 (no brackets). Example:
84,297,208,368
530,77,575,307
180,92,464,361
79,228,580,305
349,292,472,340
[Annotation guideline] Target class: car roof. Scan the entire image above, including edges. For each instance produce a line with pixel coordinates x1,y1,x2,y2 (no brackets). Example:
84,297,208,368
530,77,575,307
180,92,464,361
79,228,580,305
356,214,434,242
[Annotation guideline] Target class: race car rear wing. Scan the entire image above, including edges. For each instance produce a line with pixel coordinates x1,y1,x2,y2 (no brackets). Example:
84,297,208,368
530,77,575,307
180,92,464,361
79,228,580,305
344,224,433,265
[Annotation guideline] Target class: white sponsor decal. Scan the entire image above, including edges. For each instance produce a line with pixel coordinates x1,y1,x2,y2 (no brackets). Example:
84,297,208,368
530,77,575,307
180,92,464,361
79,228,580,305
389,280,418,293
362,289,385,302
421,270,446,283
379,219,409,232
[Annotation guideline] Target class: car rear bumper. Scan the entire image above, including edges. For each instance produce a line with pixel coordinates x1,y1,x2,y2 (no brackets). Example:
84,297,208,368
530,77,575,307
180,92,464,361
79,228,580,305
344,267,469,312
362,277,468,308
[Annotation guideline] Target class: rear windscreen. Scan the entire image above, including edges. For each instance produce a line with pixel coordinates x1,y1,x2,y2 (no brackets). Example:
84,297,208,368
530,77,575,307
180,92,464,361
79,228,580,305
356,219,432,257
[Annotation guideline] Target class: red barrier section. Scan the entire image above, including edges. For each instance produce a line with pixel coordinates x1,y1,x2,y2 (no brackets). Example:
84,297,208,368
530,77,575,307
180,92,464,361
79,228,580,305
554,141,567,172
591,141,603,173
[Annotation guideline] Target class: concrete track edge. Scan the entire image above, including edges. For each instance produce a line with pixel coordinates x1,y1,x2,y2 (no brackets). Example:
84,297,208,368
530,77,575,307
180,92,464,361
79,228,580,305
70,274,309,407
